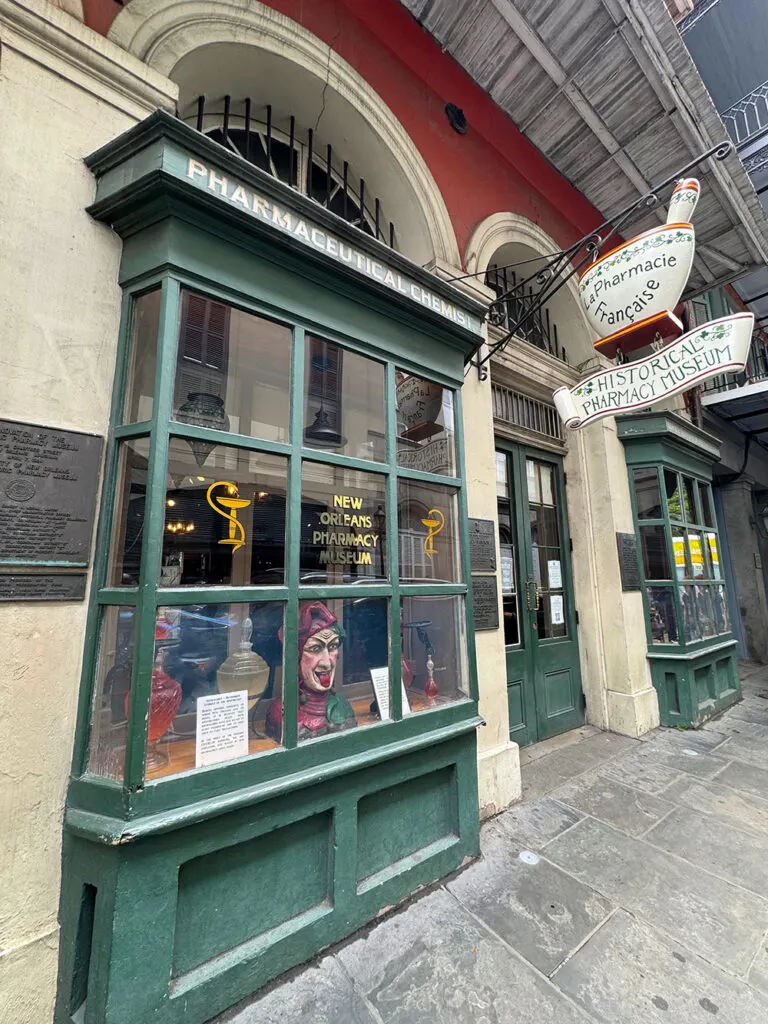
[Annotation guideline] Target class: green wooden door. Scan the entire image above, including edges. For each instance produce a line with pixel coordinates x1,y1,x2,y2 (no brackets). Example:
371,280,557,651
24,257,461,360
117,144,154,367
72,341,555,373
496,444,584,745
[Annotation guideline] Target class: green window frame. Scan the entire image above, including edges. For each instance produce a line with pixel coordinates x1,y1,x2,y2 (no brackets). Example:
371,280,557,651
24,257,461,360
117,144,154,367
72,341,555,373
74,272,477,798
630,464,730,649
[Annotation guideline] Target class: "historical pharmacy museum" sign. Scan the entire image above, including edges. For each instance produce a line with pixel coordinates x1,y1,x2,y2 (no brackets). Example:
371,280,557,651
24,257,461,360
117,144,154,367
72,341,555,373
554,313,754,429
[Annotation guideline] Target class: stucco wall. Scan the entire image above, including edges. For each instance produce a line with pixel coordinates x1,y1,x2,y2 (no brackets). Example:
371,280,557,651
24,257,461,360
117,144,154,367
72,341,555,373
0,3,175,1021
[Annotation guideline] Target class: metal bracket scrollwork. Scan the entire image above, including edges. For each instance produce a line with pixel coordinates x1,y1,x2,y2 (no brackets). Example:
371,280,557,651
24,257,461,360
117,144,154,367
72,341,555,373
455,141,734,380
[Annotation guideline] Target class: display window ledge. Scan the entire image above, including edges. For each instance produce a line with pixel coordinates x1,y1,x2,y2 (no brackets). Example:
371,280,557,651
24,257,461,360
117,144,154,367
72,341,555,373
646,636,737,660
66,709,483,844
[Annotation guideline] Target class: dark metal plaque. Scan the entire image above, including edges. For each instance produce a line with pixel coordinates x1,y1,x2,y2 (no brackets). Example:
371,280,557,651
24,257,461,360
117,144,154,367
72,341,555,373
0,573,87,601
471,575,499,631
616,533,642,591
0,420,103,565
469,518,496,572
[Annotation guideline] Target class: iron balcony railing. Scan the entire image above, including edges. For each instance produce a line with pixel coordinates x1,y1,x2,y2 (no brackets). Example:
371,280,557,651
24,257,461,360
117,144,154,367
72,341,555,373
721,79,768,149
485,265,566,363
181,95,398,250
701,330,768,394
492,384,564,442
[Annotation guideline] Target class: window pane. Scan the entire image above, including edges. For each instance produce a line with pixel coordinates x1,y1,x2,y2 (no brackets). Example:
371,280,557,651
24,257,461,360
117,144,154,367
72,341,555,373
706,533,722,579
109,438,150,586
495,452,509,499
300,463,387,583
401,595,469,710
144,602,284,780
672,530,687,580
713,584,730,634
688,532,706,579
701,486,716,529
124,290,161,423
162,440,287,587
632,468,662,519
639,525,671,579
172,290,291,444
278,598,389,744
526,460,540,503
304,337,385,461
396,372,455,475
646,586,678,644
682,476,697,523
502,595,520,647
540,464,555,506
398,479,461,583
87,606,135,780
665,469,684,521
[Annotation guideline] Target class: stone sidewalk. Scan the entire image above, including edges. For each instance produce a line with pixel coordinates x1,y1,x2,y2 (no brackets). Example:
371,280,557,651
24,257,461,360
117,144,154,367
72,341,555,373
215,663,768,1024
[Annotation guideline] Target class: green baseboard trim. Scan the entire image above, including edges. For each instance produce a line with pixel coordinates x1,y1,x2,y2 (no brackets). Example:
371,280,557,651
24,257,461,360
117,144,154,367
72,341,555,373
648,645,741,727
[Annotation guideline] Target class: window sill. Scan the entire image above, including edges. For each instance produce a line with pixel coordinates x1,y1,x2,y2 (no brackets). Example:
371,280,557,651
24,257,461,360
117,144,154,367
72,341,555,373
65,708,482,845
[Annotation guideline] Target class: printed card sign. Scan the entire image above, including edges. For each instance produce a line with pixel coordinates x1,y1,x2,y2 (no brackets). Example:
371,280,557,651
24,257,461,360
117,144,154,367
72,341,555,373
195,690,249,768
369,667,411,719
554,314,754,429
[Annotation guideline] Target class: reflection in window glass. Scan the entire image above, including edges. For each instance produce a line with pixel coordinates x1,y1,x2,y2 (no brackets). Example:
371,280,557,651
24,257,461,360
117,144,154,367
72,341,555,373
701,486,716,529
688,532,706,579
496,452,509,499
706,533,721,579
304,337,386,462
396,372,455,475
672,530,687,580
401,595,468,710
526,460,540,503
172,290,292,444
300,463,387,583
266,598,389,744
646,586,678,643
143,602,284,780
87,606,135,780
633,468,662,519
665,470,684,522
682,477,697,523
109,438,150,586
124,289,161,423
639,525,671,580
398,479,461,583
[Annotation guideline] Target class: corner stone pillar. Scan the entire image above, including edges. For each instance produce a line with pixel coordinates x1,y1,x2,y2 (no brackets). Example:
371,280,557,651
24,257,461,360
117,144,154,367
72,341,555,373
564,418,660,737
719,479,768,663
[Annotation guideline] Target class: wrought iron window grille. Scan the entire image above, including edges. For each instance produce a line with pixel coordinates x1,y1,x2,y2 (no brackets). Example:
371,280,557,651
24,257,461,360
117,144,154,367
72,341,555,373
181,95,397,249
451,141,735,380
492,384,563,442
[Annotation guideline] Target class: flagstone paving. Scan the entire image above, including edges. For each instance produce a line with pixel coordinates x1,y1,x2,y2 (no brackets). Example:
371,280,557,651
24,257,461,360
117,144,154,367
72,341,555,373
214,664,768,1023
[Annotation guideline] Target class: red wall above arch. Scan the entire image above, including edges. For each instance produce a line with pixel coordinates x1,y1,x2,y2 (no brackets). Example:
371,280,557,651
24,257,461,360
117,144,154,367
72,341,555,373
82,0,607,265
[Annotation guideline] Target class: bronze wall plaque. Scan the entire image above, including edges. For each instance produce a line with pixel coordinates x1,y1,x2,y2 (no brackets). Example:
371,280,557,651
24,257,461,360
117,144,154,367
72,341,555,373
616,532,642,591
471,575,499,631
0,573,87,601
469,518,496,572
0,420,102,565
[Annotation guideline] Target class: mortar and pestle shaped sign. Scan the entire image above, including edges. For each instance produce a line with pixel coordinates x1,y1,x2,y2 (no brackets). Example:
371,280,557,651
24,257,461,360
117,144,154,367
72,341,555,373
580,179,700,359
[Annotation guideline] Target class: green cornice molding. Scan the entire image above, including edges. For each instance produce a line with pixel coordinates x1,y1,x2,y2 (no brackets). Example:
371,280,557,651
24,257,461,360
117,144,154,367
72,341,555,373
84,111,485,351
617,410,722,466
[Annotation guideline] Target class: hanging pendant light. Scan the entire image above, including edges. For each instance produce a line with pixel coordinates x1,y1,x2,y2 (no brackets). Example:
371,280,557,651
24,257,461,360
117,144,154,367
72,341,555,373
175,392,230,466
303,402,347,448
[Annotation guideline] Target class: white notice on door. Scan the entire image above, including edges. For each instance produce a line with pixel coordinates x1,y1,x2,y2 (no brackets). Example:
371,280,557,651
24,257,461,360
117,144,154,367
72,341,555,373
547,560,562,589
500,546,515,594
195,690,249,768
370,667,411,720
550,594,564,625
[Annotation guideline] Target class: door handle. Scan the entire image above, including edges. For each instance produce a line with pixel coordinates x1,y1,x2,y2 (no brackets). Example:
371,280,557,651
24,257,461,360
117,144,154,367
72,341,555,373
534,585,541,611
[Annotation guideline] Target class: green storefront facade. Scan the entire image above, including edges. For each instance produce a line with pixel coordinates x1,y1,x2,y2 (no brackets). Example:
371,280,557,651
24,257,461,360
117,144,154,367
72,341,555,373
56,112,485,1024
619,411,741,727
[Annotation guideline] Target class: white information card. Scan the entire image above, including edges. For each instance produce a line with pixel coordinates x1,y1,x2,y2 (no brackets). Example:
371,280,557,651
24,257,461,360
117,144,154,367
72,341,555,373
550,594,565,625
195,690,249,768
369,667,411,719
547,560,562,589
